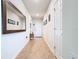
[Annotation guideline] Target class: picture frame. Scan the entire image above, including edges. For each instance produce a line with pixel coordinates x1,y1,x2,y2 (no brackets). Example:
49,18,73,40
2,0,26,34
43,19,47,25
48,14,51,22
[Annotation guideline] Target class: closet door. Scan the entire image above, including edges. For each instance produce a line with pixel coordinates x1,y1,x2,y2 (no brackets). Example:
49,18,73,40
54,0,62,59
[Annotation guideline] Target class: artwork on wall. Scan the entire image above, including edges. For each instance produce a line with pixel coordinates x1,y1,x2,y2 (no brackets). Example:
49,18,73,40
8,19,16,25
17,21,19,25
48,14,51,22
8,19,19,26
54,8,56,11
2,0,26,34
43,14,51,25
43,19,47,25
33,24,35,26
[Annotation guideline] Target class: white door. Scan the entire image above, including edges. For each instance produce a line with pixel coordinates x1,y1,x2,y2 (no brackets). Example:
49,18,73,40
54,0,62,59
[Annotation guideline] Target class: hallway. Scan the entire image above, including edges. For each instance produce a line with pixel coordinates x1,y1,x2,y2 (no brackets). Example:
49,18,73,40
1,0,78,59
16,38,56,59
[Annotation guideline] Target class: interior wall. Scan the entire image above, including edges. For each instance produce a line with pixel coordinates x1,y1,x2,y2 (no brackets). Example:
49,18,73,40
43,0,62,59
32,18,43,37
62,0,78,59
0,0,1,59
43,0,56,56
1,0,32,59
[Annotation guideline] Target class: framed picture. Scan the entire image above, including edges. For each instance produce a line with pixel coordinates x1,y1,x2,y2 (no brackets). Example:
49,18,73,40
2,0,26,34
48,14,51,22
43,19,47,25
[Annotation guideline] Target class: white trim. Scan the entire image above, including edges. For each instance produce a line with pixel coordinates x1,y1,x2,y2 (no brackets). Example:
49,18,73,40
13,38,30,59
43,37,62,59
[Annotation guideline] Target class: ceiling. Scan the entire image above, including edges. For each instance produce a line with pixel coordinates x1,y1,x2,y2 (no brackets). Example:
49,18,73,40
22,0,51,19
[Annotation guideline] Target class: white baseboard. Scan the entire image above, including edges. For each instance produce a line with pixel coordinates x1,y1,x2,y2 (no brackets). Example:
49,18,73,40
43,37,62,59
13,37,30,59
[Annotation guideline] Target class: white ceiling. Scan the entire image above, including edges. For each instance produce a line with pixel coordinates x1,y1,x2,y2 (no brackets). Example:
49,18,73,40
22,0,51,19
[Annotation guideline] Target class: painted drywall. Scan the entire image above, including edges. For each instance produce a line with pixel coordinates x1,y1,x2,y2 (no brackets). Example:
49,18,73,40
32,18,43,37
54,0,62,59
43,0,55,55
1,32,28,59
1,0,32,59
43,0,62,59
0,0,1,59
62,0,78,58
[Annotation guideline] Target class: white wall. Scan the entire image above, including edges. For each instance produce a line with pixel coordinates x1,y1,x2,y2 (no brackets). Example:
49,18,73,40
0,0,1,59
32,18,43,37
43,0,62,59
54,0,62,59
62,0,78,59
43,0,78,59
1,0,32,59
43,0,55,55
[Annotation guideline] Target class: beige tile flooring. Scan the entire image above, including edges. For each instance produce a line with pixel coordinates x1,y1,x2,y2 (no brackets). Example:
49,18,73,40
16,38,56,59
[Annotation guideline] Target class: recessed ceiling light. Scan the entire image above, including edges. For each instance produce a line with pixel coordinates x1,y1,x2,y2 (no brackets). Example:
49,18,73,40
34,0,39,3
36,13,39,17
